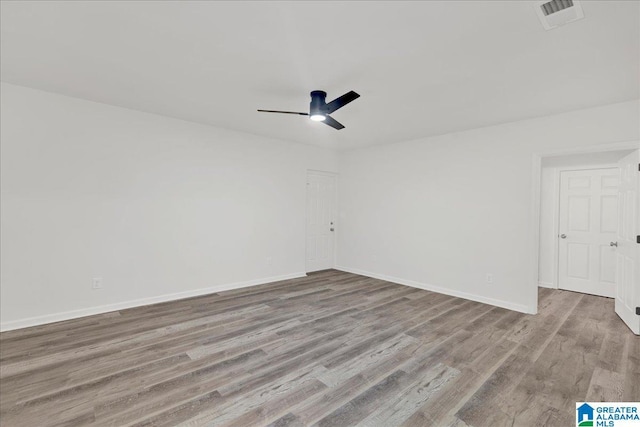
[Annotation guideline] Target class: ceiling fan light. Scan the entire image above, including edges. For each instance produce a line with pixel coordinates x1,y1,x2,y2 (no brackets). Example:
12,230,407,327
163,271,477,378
310,114,326,122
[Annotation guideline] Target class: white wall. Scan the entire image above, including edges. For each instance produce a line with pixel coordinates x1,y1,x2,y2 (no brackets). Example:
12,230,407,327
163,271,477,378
2,82,639,330
337,100,639,313
0,82,338,330
537,150,634,288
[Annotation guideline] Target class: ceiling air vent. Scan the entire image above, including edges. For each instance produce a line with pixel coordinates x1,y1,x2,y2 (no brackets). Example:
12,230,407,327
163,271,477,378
535,0,584,30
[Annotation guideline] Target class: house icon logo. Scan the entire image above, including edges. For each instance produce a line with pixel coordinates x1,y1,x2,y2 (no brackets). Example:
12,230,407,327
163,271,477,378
577,403,594,426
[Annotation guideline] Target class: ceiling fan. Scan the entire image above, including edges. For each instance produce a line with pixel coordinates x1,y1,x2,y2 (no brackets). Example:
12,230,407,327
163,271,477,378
258,90,360,130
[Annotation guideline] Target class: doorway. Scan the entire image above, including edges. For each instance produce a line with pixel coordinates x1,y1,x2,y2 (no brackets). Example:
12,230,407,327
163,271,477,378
534,144,639,334
557,167,619,297
305,171,337,272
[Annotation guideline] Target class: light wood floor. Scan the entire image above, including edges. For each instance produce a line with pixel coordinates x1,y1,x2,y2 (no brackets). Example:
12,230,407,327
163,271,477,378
0,270,638,427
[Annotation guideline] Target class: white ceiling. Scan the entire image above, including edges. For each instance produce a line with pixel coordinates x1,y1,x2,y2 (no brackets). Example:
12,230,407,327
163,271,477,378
1,1,638,150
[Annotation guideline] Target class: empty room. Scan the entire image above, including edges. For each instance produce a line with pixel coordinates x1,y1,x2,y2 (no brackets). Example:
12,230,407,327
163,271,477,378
0,1,638,426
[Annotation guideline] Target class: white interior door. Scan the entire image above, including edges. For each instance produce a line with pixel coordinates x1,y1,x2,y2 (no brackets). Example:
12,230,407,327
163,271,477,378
615,150,639,335
558,168,619,297
306,171,336,272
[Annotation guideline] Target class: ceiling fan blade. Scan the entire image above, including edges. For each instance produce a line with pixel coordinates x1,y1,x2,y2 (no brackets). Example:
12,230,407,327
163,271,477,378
322,115,345,130
325,91,360,114
257,109,308,116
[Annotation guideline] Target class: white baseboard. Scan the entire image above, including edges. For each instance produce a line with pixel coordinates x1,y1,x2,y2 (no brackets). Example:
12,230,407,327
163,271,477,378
0,272,307,332
538,281,556,289
336,266,533,314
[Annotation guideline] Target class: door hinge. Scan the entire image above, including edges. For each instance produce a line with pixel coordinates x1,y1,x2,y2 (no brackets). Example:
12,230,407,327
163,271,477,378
637,235,640,244
637,307,640,315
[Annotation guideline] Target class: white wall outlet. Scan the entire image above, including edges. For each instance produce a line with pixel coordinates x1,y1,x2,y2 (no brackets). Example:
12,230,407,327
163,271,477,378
92,277,103,289
266,257,272,267
486,274,494,284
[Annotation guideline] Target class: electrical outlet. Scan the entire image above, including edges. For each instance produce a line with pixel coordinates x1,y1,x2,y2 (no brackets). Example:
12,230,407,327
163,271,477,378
266,257,272,267
92,277,103,290
486,274,494,284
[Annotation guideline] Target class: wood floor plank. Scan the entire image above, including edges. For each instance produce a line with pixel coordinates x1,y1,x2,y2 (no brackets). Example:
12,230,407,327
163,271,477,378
266,413,305,427
317,333,418,387
454,343,537,426
400,368,483,427
1,270,636,427
312,370,411,427
291,341,423,425
623,333,640,401
586,367,625,401
357,363,459,427
217,379,328,427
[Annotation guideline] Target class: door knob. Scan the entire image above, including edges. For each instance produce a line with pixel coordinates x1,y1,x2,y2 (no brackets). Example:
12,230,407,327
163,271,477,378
610,241,618,247
560,234,567,239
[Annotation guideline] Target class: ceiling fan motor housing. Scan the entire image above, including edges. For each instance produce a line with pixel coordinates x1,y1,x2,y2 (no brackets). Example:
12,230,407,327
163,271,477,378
310,90,327,115
258,89,358,130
